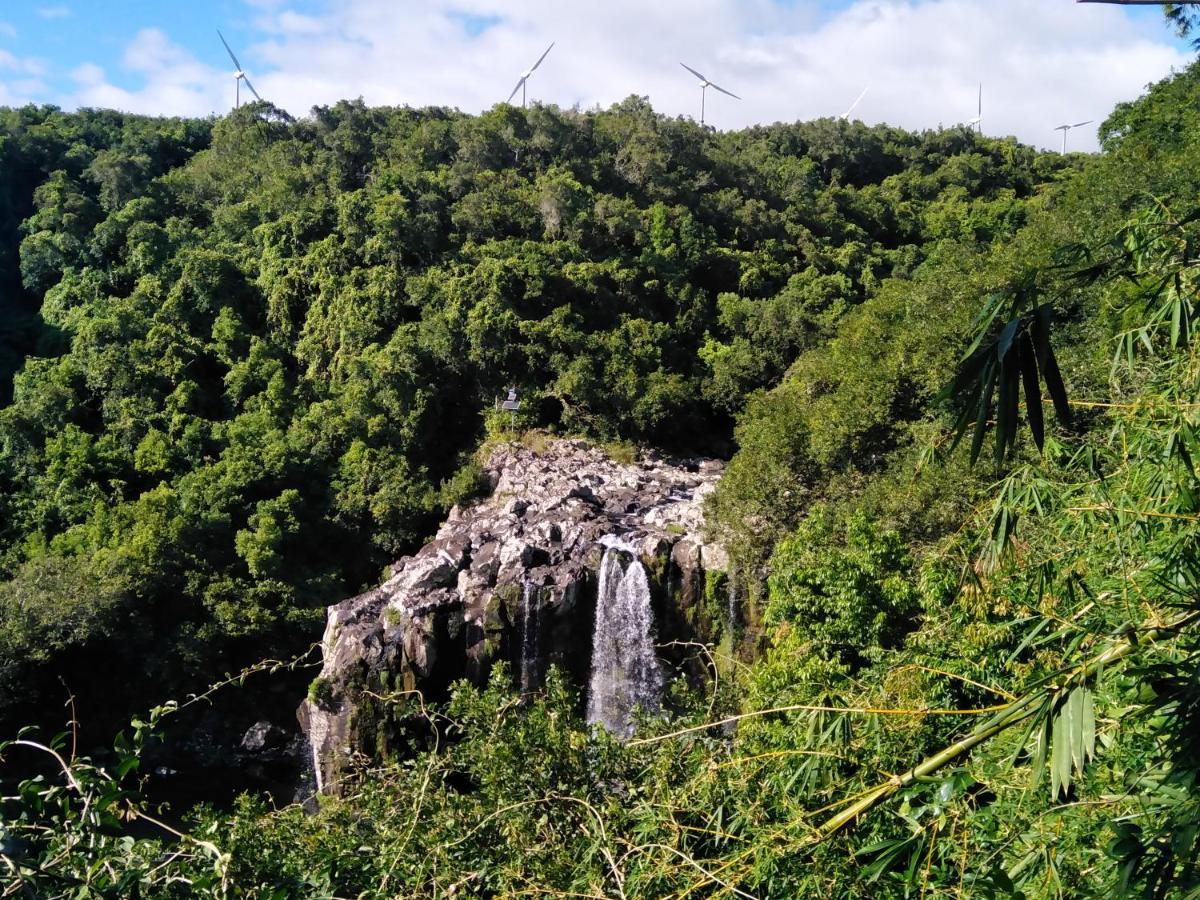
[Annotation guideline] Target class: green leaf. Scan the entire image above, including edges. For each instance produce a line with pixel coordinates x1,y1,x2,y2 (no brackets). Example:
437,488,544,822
995,317,1020,363
970,360,999,465
1051,695,1071,799
1081,687,1096,763
1031,708,1051,790
1170,284,1183,347
1068,685,1086,771
1019,333,1045,451
941,344,995,402
1033,306,1072,427
995,338,1022,465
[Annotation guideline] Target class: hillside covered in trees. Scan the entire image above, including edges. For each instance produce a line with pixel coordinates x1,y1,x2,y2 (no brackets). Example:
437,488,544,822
2,44,1200,898
0,94,1071,730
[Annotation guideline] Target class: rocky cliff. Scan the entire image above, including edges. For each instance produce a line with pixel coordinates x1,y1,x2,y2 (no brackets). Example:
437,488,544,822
299,439,727,791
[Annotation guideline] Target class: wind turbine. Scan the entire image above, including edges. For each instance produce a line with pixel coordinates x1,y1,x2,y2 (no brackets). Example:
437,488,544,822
680,62,740,126
217,30,261,109
1054,120,1093,153
507,42,555,108
964,83,982,133
840,87,868,121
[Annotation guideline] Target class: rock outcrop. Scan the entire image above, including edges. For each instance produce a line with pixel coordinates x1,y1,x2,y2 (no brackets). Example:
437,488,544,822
299,439,727,791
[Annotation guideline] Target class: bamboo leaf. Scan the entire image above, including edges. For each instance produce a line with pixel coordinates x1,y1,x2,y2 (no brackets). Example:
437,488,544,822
1051,696,1071,798
1006,616,1051,666
947,382,983,453
1139,328,1155,355
970,360,999,465
1082,688,1096,763
1068,686,1086,772
996,317,1021,364
1170,284,1183,347
962,294,1006,358
995,347,1018,466
1020,333,1045,451
1032,304,1054,367
1032,306,1072,426
938,346,992,404
1031,709,1051,790
1040,345,1072,428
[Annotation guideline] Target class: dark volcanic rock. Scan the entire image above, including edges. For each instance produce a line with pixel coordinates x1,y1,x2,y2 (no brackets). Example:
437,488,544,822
240,721,288,754
300,439,725,791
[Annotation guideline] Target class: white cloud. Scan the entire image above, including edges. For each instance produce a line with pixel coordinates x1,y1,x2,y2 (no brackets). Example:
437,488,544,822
0,22,17,39
0,36,41,104
61,0,1194,151
0,78,46,106
274,11,324,35
67,28,226,116
0,47,46,105
0,50,44,77
36,5,71,19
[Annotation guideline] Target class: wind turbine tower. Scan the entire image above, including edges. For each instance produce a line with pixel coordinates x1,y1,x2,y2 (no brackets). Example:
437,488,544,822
507,42,555,108
965,83,982,134
680,62,741,126
1054,119,1093,153
217,30,262,109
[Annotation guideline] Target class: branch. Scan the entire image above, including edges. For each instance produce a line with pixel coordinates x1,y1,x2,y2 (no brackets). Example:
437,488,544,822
810,611,1198,842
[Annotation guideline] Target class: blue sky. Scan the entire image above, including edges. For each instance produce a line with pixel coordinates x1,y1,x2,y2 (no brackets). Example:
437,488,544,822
0,1,1193,151
0,1,295,97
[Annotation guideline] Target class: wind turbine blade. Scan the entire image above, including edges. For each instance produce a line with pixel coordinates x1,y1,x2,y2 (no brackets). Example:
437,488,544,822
243,75,262,102
680,62,708,83
507,77,526,104
529,41,555,73
842,86,868,119
709,81,740,100
217,30,242,72
1073,120,1093,128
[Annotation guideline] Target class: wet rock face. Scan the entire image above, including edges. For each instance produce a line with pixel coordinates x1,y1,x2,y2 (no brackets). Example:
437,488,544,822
300,439,725,791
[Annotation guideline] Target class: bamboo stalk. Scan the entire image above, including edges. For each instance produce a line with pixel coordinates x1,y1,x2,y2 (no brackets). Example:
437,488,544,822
810,611,1197,841
628,702,1010,748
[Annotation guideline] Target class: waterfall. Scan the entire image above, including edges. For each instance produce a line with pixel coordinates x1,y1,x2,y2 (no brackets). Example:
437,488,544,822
586,547,664,737
294,734,320,807
520,582,539,693
727,567,739,639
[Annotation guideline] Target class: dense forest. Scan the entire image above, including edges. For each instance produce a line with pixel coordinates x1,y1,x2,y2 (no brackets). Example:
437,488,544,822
2,25,1200,898
0,91,1072,731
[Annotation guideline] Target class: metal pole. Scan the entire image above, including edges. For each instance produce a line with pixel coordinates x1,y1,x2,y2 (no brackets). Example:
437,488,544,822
236,77,240,109
701,85,706,125
522,80,526,108
1062,128,1067,154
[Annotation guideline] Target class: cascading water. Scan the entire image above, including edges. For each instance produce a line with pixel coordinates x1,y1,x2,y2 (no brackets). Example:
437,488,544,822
586,546,664,737
726,567,739,639
294,735,320,808
519,582,539,693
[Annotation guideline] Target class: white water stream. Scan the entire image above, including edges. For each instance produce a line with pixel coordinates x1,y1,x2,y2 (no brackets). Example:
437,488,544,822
520,582,539,693
586,547,664,737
